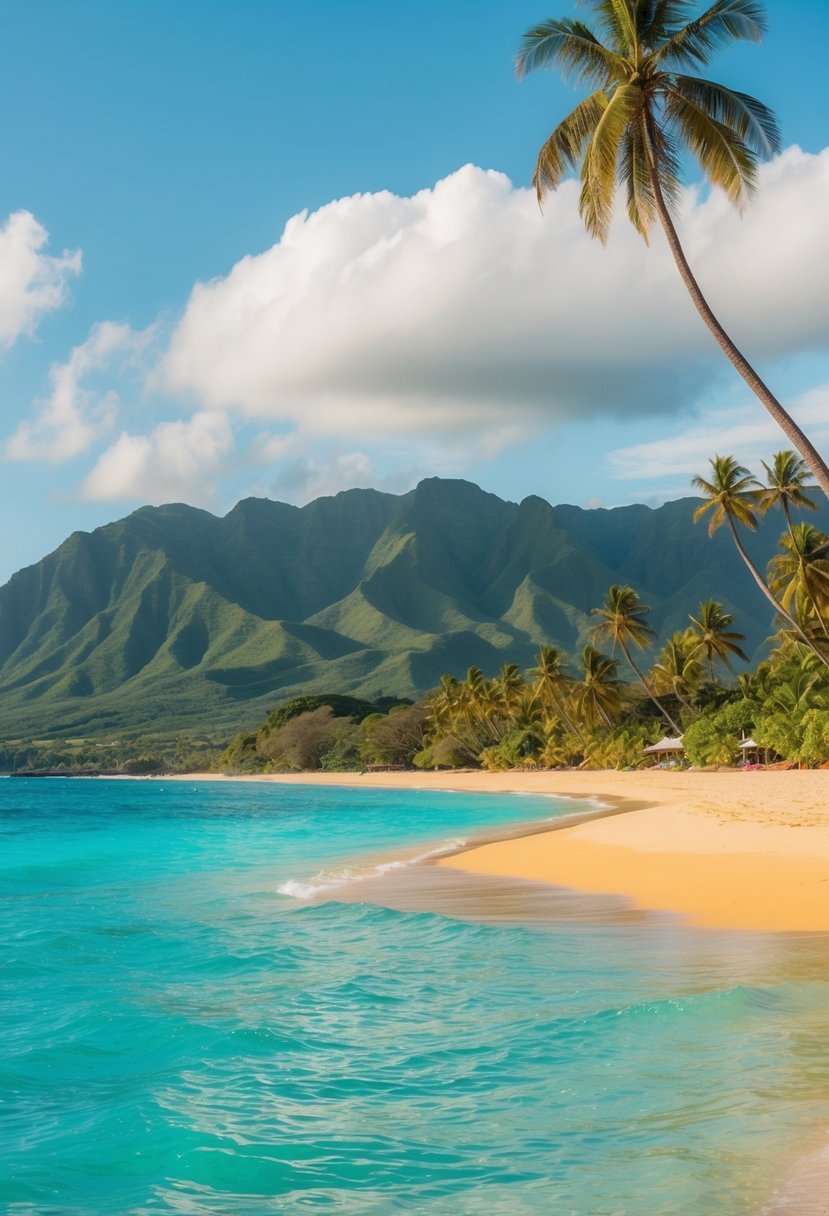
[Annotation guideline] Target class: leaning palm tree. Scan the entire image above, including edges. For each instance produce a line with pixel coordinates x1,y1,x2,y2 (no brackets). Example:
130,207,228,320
768,523,829,649
649,627,704,711
693,455,829,669
758,450,829,630
572,644,626,728
688,598,749,679
591,583,682,733
485,663,528,741
517,1,829,498
453,667,498,756
758,451,819,535
529,644,583,738
693,454,775,603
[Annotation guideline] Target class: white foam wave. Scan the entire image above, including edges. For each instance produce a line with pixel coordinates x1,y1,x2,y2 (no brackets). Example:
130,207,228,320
277,838,468,901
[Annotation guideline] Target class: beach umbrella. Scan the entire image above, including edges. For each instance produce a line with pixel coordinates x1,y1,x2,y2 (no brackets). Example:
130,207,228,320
643,736,685,755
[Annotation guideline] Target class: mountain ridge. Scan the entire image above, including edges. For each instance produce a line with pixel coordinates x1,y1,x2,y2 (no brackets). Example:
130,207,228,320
0,477,813,740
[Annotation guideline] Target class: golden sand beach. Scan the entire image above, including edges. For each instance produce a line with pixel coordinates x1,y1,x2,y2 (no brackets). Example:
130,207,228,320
189,768,829,932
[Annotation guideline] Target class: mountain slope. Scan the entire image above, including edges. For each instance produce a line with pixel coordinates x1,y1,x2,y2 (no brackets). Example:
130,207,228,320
0,478,814,740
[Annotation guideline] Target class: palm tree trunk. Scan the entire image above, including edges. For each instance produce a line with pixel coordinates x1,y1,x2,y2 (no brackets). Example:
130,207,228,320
803,571,829,653
530,673,587,743
672,682,696,715
644,130,829,501
725,516,829,669
619,639,682,734
552,687,585,742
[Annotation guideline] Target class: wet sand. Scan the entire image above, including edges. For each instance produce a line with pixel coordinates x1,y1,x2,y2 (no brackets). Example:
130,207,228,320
183,769,829,932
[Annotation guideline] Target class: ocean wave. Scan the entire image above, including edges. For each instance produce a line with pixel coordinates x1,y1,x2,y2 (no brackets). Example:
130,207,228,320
277,838,468,901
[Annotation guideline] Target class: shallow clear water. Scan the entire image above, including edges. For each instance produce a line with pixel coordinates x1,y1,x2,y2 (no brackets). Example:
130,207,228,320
2,777,828,1215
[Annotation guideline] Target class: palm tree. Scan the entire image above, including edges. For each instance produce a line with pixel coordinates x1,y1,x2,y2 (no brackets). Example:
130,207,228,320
693,455,781,604
517,2,829,498
440,667,492,757
649,627,704,711
485,663,528,741
572,644,626,727
495,661,526,709
693,455,829,669
529,644,583,738
688,599,749,679
768,523,829,648
758,450,829,632
591,583,682,733
758,451,819,534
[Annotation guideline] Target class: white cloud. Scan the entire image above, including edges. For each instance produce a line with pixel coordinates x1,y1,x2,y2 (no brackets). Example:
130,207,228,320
5,322,144,462
0,211,81,350
162,149,829,446
608,383,829,486
80,411,232,504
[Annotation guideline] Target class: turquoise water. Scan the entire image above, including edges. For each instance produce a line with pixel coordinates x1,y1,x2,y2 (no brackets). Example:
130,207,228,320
2,778,829,1215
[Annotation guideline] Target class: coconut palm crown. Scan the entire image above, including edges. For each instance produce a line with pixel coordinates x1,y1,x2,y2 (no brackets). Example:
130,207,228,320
758,451,819,528
688,598,749,676
692,454,760,536
518,1,829,496
768,523,829,645
517,0,780,240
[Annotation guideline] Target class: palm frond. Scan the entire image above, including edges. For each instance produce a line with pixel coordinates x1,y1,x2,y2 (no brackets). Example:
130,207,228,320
533,89,612,200
650,118,683,209
636,1,697,48
735,503,761,529
654,0,768,68
758,450,819,515
691,477,717,500
625,111,682,236
579,82,643,240
516,18,626,86
589,0,638,54
701,502,726,536
670,75,780,157
664,85,756,207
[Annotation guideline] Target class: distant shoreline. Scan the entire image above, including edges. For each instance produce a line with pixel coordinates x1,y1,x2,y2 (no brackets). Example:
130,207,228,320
167,768,829,933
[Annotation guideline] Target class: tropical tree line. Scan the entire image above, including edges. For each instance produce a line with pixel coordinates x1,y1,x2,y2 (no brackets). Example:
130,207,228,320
414,447,829,771
0,734,223,775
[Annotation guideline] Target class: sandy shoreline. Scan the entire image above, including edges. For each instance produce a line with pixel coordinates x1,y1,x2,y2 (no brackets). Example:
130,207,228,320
172,768,829,932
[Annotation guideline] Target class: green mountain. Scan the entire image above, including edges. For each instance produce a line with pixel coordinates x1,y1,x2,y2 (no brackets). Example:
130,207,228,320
0,478,814,740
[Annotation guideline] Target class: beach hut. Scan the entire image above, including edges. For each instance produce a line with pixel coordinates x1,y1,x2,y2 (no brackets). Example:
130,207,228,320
738,737,764,766
643,736,685,767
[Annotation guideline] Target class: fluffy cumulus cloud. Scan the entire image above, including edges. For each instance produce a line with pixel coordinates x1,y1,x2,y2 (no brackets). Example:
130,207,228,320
0,211,80,350
12,148,829,510
6,322,146,462
163,148,829,445
81,411,233,504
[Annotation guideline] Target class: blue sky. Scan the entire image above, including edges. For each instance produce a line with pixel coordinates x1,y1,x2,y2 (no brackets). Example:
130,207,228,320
1,0,829,585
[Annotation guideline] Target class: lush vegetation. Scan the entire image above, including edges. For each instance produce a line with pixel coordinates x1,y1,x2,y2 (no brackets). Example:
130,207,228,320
219,694,426,774
211,452,829,775
0,733,223,776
